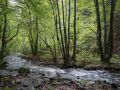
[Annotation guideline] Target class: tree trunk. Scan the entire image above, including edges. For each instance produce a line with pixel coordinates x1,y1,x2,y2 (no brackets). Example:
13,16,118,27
94,0,116,63
0,0,8,60
72,0,77,65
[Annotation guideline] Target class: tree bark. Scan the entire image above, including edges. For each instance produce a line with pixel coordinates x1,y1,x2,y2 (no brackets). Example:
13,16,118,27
72,0,77,65
0,0,8,60
94,0,116,63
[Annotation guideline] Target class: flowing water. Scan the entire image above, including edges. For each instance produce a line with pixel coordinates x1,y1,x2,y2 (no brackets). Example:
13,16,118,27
2,53,120,85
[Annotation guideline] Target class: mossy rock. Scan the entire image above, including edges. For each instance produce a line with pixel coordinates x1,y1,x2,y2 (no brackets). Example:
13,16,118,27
0,60,7,69
18,67,30,75
2,86,16,90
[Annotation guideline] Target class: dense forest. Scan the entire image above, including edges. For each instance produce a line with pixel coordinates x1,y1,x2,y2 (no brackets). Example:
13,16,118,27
0,0,120,90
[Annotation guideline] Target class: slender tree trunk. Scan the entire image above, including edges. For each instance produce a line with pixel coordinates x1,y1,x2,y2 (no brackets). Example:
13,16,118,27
72,0,77,65
34,16,39,56
56,0,66,62
67,0,71,64
0,0,8,60
27,3,34,55
107,0,116,61
52,30,57,64
102,0,107,56
94,0,104,62
61,0,68,65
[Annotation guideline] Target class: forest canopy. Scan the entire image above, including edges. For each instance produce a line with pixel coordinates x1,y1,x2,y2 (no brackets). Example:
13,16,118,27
0,0,120,66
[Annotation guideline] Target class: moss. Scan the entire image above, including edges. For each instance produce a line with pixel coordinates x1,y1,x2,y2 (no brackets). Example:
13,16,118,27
18,67,30,75
0,60,7,69
2,86,16,90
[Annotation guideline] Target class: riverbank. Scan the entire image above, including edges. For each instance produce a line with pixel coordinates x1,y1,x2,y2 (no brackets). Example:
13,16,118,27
21,54,120,71
0,74,120,90
0,53,120,90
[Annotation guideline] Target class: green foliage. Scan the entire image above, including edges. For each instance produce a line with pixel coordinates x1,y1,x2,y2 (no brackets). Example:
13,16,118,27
0,0,120,65
76,51,100,66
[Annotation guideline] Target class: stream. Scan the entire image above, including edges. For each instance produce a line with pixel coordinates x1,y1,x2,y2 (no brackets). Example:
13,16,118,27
1,53,120,89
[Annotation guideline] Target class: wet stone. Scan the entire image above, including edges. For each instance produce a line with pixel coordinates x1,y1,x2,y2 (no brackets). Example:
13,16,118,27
21,80,30,87
111,83,119,89
0,82,3,87
26,85,35,90
0,70,10,76
34,78,43,88
16,87,24,90
10,71,19,76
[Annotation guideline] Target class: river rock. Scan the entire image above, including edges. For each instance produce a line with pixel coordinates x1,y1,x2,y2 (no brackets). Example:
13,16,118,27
26,85,35,90
34,78,43,88
0,82,3,87
87,81,95,86
0,70,10,76
16,87,24,90
77,76,80,79
111,83,118,89
10,71,19,76
21,79,31,87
